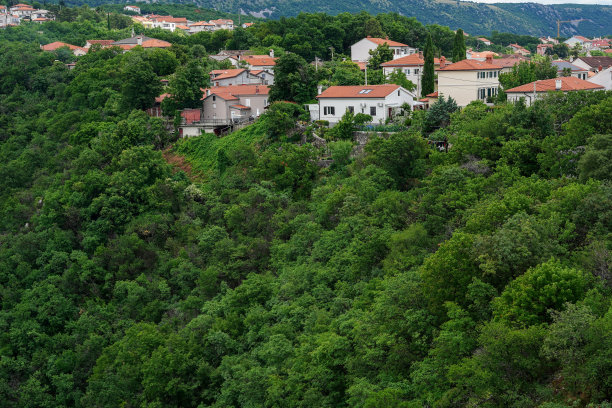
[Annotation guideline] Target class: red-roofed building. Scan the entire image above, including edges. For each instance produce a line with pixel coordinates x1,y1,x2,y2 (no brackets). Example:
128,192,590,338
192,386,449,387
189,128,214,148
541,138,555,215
437,56,502,106
380,52,445,96
478,37,492,46
124,5,140,13
241,53,277,70
351,36,417,62
506,76,604,105
84,39,115,49
242,22,254,28
189,20,215,33
537,43,554,56
466,50,499,61
210,68,274,86
313,84,417,124
201,84,270,125
41,41,87,56
210,19,233,30
508,43,531,56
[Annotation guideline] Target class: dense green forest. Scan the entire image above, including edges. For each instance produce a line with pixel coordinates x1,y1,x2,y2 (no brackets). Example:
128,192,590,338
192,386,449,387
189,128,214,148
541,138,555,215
1,8,612,408
50,0,612,37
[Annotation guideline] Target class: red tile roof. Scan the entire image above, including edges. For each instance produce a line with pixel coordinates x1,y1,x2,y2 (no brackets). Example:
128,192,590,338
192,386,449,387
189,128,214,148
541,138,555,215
41,41,83,52
364,36,408,47
176,25,189,30
155,93,171,103
191,20,214,26
439,58,502,71
141,39,172,48
154,16,187,23
202,84,270,100
210,69,246,80
242,55,277,66
87,39,115,46
468,51,499,59
210,19,233,25
317,84,401,99
505,76,604,93
230,104,251,110
380,54,442,67
426,91,438,97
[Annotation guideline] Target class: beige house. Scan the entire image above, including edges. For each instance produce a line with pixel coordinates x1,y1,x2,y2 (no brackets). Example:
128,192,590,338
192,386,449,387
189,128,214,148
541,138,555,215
437,56,502,106
201,84,270,125
209,69,274,87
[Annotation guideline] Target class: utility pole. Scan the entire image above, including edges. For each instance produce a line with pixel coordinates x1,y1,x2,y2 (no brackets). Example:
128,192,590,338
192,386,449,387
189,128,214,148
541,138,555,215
329,46,334,60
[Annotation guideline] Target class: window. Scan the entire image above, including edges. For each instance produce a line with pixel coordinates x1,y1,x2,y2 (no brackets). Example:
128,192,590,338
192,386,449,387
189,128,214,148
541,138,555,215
404,68,411,75
347,106,354,113
398,91,400,96
212,95,216,101
414,68,420,75
245,98,250,107
324,106,335,115
370,106,376,116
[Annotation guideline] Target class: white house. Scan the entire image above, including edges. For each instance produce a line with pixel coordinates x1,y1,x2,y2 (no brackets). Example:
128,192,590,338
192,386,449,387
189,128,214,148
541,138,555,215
209,69,273,86
124,5,141,13
564,36,592,49
189,20,215,33
437,56,502,107
478,37,492,46
572,56,612,72
210,19,233,30
350,36,416,62
505,77,604,106
380,53,445,97
588,66,612,90
315,84,417,125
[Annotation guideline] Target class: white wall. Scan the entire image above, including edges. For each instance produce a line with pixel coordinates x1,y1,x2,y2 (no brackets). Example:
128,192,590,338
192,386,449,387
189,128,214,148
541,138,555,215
318,88,416,124
588,67,612,90
382,66,423,95
350,38,415,62
438,70,500,106
212,71,250,87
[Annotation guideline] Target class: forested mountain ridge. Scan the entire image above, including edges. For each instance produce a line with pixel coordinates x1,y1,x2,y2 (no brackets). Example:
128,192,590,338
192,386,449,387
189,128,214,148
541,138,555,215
61,0,612,36
1,7,612,407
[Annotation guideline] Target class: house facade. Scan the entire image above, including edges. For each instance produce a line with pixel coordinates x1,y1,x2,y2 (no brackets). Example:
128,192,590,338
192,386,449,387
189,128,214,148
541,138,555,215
551,60,589,80
587,67,612,90
380,53,444,97
124,5,141,13
437,56,502,106
241,53,277,70
201,84,269,124
351,37,416,62
572,56,612,73
505,77,604,106
315,84,417,125
209,69,273,86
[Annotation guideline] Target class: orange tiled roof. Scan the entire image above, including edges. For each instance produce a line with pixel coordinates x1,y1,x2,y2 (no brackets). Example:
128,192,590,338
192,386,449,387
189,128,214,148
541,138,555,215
202,84,270,100
41,41,82,51
141,39,172,48
380,54,442,67
191,20,215,26
505,76,604,93
317,84,401,99
230,104,251,109
210,69,246,80
363,36,408,47
439,58,502,71
87,39,115,46
242,55,277,66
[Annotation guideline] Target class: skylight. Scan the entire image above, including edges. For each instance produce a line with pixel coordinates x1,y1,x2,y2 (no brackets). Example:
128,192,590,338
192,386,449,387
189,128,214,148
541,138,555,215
359,89,372,94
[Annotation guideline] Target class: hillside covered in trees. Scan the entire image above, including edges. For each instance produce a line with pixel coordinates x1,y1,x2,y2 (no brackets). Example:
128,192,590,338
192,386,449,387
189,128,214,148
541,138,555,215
1,9,612,408
58,0,612,37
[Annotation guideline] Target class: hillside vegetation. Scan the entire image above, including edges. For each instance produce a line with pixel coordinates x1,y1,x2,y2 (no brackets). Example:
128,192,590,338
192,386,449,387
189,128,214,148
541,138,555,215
1,9,612,408
60,0,612,36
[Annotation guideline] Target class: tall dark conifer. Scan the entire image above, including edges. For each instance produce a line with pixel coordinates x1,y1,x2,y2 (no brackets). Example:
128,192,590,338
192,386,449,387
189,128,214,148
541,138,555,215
452,29,467,62
422,34,435,97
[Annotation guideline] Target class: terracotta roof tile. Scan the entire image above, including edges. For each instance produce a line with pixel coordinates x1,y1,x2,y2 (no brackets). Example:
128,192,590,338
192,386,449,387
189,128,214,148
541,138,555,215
317,84,401,99
380,54,442,67
210,69,246,80
41,41,82,51
230,104,251,109
505,76,604,93
242,55,277,66
439,58,502,71
363,37,408,47
201,84,270,100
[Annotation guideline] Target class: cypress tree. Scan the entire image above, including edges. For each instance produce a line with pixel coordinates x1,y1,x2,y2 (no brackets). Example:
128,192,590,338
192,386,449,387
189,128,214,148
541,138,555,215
421,34,435,97
453,29,467,62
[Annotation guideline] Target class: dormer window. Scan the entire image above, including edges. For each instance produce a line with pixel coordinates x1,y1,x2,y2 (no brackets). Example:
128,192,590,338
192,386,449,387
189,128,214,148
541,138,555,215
359,89,372,94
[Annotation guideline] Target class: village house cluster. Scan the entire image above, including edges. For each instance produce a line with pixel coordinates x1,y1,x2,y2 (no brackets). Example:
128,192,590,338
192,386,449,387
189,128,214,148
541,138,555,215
124,5,252,34
0,3,53,28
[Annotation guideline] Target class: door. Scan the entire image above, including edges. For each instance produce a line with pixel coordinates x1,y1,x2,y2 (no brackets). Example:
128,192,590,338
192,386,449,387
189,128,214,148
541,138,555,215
388,107,393,118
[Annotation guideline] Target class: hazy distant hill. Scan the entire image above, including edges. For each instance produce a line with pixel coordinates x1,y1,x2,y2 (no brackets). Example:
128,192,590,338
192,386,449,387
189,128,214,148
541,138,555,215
91,0,610,36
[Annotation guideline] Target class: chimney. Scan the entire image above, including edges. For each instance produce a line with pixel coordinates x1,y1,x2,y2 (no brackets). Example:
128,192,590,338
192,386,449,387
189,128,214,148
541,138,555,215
419,50,423,60
269,49,274,58
367,35,371,38
555,79,562,90
317,84,323,95
440,56,446,68
137,36,142,46
598,65,603,72
486,55,493,64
